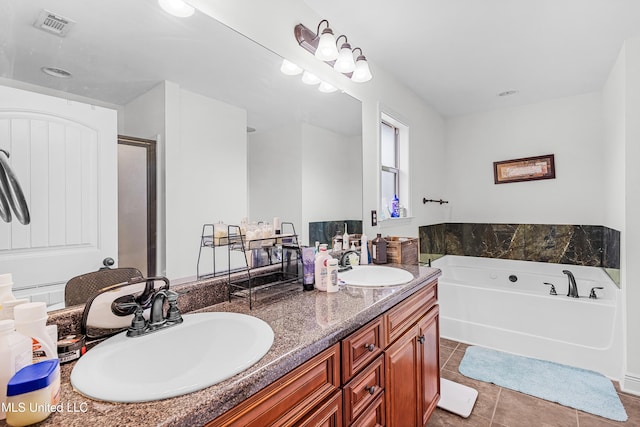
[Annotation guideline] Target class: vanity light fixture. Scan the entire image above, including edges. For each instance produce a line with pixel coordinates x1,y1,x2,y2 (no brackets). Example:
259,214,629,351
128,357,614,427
280,59,303,76
158,0,195,17
294,21,373,83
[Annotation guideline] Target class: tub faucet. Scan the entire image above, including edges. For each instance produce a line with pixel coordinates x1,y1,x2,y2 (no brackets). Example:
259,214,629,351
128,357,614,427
562,270,579,298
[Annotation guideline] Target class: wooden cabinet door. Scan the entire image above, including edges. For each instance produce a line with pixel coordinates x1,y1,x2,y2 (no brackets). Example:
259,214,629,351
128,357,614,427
384,324,420,427
418,306,440,426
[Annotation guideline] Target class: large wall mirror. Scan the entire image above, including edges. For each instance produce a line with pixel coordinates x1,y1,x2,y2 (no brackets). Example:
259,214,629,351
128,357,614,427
0,0,362,311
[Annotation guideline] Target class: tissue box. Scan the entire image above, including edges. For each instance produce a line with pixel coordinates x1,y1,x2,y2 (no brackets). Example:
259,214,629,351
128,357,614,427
385,237,419,265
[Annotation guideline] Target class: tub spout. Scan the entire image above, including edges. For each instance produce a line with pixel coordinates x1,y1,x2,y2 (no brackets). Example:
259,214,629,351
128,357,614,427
562,270,579,298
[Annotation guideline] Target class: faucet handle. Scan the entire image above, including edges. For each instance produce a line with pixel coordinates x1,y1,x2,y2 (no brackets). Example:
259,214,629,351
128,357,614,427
115,301,148,337
543,282,557,295
589,287,604,299
165,290,183,322
165,290,183,324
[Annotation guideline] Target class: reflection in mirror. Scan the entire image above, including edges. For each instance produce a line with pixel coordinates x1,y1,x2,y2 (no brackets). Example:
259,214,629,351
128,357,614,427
0,0,362,312
82,277,169,340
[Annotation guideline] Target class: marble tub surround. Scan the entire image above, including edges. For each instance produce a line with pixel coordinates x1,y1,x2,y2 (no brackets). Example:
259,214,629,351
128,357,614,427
18,264,439,427
419,222,620,284
308,219,363,246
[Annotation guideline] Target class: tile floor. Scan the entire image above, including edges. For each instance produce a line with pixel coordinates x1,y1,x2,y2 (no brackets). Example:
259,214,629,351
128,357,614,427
427,338,640,426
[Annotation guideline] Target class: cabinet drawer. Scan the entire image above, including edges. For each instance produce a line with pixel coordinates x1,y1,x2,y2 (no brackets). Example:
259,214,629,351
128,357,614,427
293,390,343,427
208,343,340,427
343,354,384,425
383,281,437,345
351,392,385,427
342,317,384,383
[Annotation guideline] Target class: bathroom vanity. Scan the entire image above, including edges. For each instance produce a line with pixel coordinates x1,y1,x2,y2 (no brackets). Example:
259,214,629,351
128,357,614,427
9,265,440,427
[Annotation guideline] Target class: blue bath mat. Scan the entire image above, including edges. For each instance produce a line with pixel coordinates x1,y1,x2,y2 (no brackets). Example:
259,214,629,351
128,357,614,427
458,346,627,421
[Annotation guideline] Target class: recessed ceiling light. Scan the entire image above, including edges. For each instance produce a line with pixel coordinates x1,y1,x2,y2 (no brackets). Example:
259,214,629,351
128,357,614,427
498,90,519,97
158,0,194,17
41,67,72,78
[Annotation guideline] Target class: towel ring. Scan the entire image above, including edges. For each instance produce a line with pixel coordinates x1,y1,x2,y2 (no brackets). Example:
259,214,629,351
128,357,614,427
0,149,30,225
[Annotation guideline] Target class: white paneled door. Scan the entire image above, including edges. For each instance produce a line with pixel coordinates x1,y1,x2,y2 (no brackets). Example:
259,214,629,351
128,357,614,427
0,86,117,298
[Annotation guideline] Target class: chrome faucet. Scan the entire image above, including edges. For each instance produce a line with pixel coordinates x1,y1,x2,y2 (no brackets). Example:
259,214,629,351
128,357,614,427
562,270,579,298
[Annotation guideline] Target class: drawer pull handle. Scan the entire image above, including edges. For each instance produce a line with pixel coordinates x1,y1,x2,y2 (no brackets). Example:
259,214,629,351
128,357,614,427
364,343,375,352
417,335,426,344
366,385,376,395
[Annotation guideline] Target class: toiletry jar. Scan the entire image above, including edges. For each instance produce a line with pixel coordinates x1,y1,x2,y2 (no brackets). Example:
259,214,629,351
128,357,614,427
5,359,61,426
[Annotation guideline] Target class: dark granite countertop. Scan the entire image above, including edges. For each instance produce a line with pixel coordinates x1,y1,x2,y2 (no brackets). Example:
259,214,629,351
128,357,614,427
2,265,440,427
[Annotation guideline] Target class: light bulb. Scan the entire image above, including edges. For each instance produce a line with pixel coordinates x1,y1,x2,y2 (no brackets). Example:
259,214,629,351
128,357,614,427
301,71,321,85
315,29,339,61
280,59,303,76
334,44,355,73
158,0,195,17
351,56,372,83
318,81,338,93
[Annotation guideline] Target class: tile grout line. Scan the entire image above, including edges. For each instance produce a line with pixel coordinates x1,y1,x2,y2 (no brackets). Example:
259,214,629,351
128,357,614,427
490,387,502,426
440,347,457,371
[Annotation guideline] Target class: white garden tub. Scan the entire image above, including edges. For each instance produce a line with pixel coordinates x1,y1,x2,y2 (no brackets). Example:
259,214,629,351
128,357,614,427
433,255,623,379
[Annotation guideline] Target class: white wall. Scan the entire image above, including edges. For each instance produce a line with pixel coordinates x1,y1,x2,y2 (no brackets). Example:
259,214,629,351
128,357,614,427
444,93,604,225
189,0,448,240
621,37,640,394
248,122,362,246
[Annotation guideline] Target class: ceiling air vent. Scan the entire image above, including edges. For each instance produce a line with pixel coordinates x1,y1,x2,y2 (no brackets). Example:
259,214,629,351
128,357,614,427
33,9,76,37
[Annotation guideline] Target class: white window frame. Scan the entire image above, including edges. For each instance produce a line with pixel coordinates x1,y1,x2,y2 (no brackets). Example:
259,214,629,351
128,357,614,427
380,111,410,221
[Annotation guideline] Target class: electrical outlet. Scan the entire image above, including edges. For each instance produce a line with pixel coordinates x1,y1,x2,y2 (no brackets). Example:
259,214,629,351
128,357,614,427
371,210,377,226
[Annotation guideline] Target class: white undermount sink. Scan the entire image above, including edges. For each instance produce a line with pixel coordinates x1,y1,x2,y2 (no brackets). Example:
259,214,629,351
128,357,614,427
70,312,274,402
338,265,414,287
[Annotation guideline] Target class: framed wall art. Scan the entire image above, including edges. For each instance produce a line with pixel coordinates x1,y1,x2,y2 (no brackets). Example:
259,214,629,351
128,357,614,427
493,154,555,184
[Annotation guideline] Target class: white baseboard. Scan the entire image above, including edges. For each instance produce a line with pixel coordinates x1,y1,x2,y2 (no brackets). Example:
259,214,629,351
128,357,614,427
622,374,640,396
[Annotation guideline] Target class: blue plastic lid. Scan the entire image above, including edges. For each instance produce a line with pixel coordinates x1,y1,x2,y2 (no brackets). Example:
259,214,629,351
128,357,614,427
7,359,60,396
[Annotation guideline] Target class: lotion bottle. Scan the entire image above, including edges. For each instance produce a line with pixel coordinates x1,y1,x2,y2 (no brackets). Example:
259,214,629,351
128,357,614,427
13,303,57,363
314,245,331,291
360,234,370,265
326,259,339,293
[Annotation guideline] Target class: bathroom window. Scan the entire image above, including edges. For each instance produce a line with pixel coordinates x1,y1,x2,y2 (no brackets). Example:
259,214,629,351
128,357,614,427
380,112,409,219
381,121,399,206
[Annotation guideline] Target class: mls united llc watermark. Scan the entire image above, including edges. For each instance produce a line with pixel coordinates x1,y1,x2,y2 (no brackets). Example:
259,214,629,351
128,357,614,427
2,401,89,413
